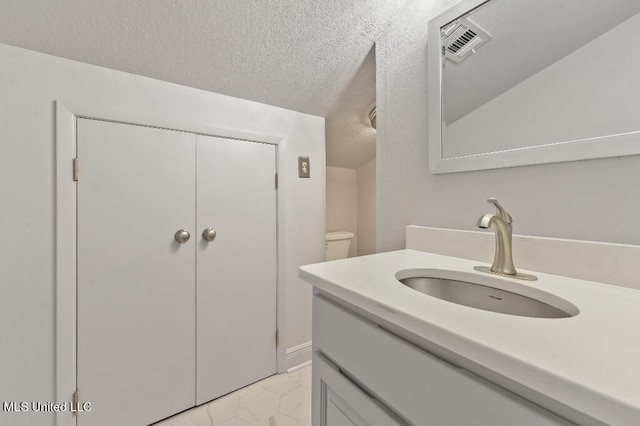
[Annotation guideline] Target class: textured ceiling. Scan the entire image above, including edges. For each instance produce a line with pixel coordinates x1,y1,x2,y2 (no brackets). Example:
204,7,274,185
443,0,640,123
326,47,377,169
0,0,411,169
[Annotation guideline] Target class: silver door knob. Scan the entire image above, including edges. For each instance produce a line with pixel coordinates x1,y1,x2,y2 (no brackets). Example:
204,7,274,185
202,228,217,242
174,229,191,244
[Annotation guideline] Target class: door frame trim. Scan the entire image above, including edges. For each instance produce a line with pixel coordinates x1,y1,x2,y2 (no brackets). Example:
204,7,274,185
55,101,285,426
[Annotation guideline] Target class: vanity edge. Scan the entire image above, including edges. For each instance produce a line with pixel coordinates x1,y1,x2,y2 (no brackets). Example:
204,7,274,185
300,249,640,425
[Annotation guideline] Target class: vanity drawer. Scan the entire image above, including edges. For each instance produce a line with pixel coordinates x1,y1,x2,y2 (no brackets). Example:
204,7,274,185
313,295,573,426
313,351,407,425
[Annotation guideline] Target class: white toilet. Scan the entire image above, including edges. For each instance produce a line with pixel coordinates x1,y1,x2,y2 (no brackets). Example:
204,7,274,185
325,231,355,261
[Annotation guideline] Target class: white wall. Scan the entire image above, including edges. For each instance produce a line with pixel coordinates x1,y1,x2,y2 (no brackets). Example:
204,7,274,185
0,43,324,426
326,162,376,257
445,13,640,157
357,158,377,255
376,0,640,252
326,167,358,257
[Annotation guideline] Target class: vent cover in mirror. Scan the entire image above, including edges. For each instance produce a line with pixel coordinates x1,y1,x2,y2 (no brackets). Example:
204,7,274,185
441,18,491,63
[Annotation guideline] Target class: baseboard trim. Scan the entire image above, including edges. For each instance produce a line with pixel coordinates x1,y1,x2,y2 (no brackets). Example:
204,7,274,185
285,341,312,371
286,360,312,373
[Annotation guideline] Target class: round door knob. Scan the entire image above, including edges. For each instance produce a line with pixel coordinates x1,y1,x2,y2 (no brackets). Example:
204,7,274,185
174,229,191,244
202,228,217,242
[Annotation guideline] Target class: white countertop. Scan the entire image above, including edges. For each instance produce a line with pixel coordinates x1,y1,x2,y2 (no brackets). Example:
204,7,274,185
299,249,640,425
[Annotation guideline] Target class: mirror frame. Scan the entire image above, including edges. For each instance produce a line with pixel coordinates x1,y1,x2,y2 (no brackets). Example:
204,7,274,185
428,0,640,174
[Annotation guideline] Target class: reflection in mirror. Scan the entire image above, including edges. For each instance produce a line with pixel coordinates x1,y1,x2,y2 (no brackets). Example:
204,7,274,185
428,0,640,173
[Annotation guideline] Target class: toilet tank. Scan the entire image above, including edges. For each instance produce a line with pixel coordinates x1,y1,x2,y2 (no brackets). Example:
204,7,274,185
325,231,355,261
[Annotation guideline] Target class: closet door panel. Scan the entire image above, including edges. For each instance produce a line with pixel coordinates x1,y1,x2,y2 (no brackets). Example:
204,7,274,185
196,135,277,404
77,119,196,426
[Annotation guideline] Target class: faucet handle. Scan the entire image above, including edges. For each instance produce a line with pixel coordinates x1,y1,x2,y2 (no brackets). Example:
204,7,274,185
487,198,512,224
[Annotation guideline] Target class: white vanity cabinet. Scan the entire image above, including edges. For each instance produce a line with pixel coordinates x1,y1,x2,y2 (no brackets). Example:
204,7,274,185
312,294,574,426
313,353,406,425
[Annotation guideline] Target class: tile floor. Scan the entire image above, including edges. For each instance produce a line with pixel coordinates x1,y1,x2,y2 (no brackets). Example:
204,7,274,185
154,365,312,426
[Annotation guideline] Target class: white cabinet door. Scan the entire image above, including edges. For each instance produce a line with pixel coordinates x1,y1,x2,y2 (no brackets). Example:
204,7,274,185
196,135,277,403
77,119,196,426
313,353,406,426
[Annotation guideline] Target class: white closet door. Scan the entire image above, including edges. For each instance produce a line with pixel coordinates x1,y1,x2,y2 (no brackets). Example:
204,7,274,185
196,135,277,404
77,119,196,426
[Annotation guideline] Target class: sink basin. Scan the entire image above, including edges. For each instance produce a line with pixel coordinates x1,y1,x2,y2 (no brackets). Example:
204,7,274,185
396,269,578,318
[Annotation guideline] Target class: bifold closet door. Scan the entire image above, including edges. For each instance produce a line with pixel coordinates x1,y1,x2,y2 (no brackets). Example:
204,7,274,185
196,135,277,404
77,119,196,426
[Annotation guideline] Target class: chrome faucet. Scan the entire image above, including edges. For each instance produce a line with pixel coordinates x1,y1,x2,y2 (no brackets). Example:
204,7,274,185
475,198,536,280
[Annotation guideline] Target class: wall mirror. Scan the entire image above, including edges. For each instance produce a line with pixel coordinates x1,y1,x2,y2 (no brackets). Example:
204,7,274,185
428,0,640,173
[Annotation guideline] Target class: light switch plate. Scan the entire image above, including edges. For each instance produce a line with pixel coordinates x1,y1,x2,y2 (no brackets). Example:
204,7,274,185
298,156,310,178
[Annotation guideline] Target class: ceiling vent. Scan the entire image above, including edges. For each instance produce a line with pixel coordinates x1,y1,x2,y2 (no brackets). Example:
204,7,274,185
441,17,491,63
